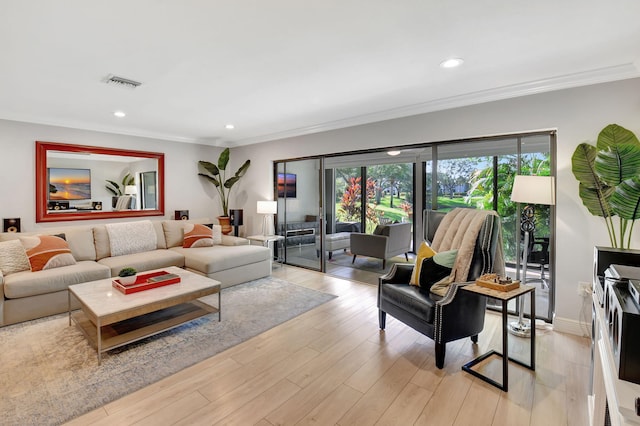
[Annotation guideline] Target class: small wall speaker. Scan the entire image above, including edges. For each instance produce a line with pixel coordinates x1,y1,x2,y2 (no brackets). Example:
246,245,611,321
175,210,189,221
3,218,21,233
48,201,69,210
230,209,244,226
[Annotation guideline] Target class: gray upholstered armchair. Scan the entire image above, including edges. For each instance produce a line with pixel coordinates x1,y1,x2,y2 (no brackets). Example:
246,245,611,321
350,222,412,269
378,209,502,368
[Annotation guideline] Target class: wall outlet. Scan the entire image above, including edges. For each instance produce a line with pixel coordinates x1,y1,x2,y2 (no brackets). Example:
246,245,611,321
577,281,592,297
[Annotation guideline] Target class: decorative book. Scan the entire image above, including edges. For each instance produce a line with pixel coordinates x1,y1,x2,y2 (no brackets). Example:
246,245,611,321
112,270,181,294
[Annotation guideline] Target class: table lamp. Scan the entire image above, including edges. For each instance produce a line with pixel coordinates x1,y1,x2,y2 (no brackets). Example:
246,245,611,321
509,175,555,337
257,201,277,236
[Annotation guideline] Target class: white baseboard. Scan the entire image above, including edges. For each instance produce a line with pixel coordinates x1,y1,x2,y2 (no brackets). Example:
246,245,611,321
553,316,591,338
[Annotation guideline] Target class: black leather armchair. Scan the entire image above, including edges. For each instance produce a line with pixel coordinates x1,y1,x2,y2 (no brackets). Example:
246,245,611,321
378,210,501,368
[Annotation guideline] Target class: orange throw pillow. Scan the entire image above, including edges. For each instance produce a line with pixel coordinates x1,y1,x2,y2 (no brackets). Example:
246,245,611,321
20,234,76,272
183,224,214,248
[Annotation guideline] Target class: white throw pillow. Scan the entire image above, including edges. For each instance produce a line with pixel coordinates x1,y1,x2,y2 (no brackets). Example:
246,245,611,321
0,239,31,275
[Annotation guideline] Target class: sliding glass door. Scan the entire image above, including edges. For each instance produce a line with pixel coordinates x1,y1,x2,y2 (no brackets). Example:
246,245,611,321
422,133,555,322
275,158,323,271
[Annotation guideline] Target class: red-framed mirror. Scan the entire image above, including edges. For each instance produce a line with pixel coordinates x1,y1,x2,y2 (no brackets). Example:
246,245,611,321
36,141,165,222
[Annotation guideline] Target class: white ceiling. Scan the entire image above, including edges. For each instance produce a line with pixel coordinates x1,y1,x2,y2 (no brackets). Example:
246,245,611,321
1,1,639,147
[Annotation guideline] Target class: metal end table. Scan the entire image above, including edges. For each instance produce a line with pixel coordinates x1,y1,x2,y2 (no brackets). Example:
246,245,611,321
461,283,536,392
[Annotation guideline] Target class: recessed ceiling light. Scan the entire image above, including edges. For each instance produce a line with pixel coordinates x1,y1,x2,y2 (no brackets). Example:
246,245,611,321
387,150,402,156
440,58,464,68
225,124,235,130
113,111,126,118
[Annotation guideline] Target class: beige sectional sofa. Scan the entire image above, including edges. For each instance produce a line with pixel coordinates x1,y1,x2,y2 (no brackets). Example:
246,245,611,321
0,219,271,326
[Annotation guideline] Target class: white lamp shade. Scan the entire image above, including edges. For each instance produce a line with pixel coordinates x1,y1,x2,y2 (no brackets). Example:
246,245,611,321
511,175,555,205
124,185,137,195
257,200,277,214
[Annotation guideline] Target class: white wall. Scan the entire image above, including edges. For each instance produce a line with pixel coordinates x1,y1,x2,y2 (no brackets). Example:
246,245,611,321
276,160,320,223
0,119,223,230
231,77,640,335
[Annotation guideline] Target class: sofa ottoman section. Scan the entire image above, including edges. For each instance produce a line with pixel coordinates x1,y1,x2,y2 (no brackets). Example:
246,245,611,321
315,232,351,259
171,245,271,288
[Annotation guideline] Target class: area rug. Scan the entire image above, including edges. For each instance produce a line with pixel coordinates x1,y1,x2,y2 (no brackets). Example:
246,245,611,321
0,277,336,426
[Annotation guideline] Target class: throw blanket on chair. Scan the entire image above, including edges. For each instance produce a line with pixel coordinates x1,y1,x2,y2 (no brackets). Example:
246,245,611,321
431,208,505,287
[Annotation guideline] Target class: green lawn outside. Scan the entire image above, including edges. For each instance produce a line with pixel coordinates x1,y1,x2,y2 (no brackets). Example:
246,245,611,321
335,194,482,225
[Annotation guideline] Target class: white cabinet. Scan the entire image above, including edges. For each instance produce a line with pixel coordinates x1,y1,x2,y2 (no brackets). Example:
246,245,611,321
590,292,640,425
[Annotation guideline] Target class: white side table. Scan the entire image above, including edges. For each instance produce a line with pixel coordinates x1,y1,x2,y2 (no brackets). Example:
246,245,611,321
247,235,285,266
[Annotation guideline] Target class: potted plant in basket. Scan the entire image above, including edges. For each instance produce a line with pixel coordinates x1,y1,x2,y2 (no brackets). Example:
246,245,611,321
198,148,250,234
571,123,640,248
118,267,138,285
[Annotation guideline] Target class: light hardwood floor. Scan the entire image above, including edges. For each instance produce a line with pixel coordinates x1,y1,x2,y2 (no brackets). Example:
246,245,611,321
66,266,590,426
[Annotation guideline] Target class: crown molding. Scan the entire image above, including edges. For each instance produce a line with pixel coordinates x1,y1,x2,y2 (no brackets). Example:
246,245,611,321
230,62,640,147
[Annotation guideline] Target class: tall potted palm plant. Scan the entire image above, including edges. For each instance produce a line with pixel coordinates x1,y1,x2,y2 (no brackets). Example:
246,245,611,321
198,148,250,234
571,124,640,248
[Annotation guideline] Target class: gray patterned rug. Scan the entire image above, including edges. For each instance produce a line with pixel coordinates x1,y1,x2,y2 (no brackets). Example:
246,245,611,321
1,276,336,426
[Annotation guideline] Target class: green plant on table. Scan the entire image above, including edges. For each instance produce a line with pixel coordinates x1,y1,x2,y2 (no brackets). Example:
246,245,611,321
118,267,137,277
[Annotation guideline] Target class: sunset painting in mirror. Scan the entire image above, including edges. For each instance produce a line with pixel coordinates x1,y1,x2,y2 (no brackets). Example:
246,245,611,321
48,168,91,200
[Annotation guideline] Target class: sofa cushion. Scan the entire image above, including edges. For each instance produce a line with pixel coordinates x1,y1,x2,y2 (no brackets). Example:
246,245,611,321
63,227,97,261
106,220,157,256
163,219,213,248
152,221,167,249
163,220,185,248
93,225,111,260
0,239,31,276
20,235,76,272
3,261,111,299
171,245,270,275
183,223,214,248
97,249,185,277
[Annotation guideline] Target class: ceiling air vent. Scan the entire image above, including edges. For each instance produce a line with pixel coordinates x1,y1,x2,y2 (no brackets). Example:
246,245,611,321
104,74,142,89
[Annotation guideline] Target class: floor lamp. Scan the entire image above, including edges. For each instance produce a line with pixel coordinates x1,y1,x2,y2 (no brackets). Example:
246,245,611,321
509,175,555,337
257,200,277,236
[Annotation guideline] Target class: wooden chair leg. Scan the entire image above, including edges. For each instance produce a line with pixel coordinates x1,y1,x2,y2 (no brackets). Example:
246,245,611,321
382,259,386,269
435,342,446,369
379,310,386,329
404,253,409,261
352,255,357,264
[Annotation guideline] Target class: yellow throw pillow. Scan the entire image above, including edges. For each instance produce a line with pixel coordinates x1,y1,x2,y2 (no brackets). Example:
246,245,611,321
410,241,437,285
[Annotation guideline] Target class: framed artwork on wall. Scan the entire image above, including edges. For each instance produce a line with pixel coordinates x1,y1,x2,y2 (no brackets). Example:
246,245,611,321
277,173,296,198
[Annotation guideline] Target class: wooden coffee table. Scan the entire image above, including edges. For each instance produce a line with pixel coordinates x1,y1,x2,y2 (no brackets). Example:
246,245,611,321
68,266,221,364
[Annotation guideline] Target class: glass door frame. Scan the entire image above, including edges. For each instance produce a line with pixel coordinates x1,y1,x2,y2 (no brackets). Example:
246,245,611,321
274,157,325,272
272,130,556,323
